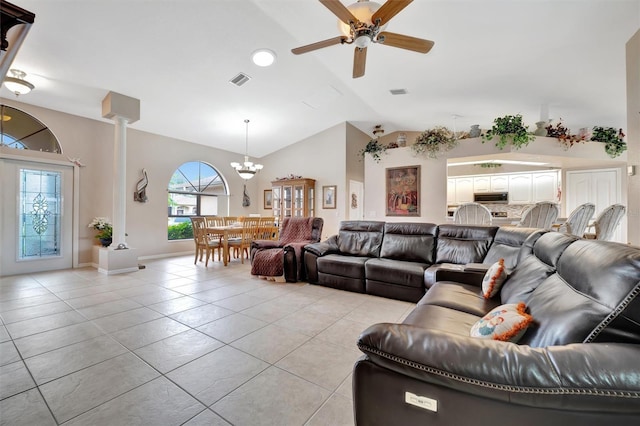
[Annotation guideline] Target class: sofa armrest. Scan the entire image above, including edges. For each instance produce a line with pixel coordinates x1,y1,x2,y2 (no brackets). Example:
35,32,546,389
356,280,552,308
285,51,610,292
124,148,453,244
251,239,282,251
304,235,339,257
357,323,640,413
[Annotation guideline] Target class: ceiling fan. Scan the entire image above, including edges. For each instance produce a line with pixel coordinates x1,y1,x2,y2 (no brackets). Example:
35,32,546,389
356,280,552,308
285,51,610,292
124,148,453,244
291,0,434,78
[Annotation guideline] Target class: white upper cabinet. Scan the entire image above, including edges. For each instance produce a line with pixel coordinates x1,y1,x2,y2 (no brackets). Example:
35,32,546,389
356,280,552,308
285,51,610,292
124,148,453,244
490,175,509,192
447,178,456,204
473,176,491,193
508,174,533,204
532,172,559,202
455,177,474,204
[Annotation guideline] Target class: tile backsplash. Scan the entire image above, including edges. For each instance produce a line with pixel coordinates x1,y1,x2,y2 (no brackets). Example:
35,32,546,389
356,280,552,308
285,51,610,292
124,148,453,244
483,204,534,218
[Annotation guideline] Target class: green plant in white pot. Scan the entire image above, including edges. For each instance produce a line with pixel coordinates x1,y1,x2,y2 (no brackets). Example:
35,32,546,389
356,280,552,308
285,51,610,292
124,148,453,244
591,126,627,158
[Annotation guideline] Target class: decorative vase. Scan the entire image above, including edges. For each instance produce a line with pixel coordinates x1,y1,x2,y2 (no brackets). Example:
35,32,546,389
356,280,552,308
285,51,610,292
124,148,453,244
534,121,548,136
469,125,481,138
99,237,112,247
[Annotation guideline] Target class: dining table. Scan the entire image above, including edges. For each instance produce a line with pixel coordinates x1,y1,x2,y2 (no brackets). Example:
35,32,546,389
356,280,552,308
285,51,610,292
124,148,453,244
205,224,242,266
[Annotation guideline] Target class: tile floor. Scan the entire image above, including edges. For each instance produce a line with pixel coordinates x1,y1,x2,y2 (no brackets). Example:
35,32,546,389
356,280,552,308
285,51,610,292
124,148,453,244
0,256,415,425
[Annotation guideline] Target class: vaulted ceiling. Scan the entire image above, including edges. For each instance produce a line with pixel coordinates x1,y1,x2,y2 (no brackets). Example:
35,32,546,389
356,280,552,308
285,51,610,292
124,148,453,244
1,0,639,158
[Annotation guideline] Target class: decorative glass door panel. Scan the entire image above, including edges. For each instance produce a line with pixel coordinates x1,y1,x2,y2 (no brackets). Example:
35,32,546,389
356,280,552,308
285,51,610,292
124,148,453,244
20,169,62,259
272,187,281,221
271,178,315,224
1,159,73,276
308,187,315,217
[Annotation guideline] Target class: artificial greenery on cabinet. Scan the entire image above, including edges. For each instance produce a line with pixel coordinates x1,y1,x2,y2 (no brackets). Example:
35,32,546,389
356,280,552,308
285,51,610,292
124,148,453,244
412,126,457,158
359,139,387,163
590,126,627,158
482,114,535,150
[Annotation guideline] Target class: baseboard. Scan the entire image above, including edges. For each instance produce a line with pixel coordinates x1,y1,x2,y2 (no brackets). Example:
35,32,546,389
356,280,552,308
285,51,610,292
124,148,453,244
137,251,193,261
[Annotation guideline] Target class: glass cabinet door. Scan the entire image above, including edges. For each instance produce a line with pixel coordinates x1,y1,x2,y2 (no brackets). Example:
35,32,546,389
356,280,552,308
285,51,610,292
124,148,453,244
283,185,292,217
294,185,303,217
272,186,281,220
308,186,314,217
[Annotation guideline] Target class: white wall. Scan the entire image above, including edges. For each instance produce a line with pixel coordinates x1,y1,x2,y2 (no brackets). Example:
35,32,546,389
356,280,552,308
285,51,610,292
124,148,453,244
257,122,355,240
0,98,261,264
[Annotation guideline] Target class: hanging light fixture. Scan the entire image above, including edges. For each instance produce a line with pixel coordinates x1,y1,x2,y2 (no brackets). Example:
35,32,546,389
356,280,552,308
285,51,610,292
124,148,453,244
2,69,35,96
230,119,263,180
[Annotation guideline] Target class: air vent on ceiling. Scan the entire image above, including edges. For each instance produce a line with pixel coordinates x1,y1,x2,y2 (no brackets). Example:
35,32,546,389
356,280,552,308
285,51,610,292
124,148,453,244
390,89,408,95
229,72,251,87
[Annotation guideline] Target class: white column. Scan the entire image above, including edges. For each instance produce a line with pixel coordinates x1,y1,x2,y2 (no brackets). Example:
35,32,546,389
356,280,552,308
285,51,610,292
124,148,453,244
112,116,127,247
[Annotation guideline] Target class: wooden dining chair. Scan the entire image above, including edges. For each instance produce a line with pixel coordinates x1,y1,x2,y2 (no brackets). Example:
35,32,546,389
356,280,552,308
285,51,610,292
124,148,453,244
227,217,260,263
190,216,222,266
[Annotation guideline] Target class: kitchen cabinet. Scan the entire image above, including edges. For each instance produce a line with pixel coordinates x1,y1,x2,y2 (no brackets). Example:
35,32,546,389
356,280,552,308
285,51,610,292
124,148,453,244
454,177,474,204
490,175,509,192
473,176,490,193
271,178,315,223
447,178,456,205
508,174,532,204
532,172,558,202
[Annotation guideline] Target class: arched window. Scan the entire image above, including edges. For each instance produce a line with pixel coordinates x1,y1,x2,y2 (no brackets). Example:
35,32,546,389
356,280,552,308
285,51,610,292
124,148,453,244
167,161,228,240
1,105,62,153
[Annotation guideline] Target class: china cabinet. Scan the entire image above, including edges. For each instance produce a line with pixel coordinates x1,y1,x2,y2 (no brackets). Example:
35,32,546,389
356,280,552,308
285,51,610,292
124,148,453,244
271,178,315,224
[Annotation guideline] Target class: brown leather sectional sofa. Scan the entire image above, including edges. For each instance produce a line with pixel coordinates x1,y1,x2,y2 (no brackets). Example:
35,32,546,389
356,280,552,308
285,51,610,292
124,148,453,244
303,221,640,424
303,221,543,302
353,231,640,424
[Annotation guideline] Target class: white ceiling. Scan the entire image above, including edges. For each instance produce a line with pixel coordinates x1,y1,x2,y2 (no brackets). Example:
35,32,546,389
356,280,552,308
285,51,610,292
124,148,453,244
2,0,639,159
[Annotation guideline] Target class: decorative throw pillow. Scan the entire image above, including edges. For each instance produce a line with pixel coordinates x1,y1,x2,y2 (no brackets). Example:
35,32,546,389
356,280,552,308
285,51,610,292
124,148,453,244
481,258,508,299
470,302,533,342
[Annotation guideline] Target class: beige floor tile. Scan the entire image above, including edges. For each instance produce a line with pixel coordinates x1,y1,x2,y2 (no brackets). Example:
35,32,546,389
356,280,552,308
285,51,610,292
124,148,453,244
314,318,369,350
147,295,207,315
13,321,105,358
0,388,57,426
111,317,190,350
5,310,86,339
169,304,234,328
231,324,310,364
63,377,205,426
0,361,36,400
90,307,163,333
24,335,127,385
276,338,362,391
39,352,159,423
183,408,231,425
305,393,355,426
212,366,331,426
134,329,223,373
167,345,268,406
197,313,268,344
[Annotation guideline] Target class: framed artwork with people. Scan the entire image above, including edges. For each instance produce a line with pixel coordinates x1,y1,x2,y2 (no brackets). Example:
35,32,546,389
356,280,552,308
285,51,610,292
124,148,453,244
386,166,420,216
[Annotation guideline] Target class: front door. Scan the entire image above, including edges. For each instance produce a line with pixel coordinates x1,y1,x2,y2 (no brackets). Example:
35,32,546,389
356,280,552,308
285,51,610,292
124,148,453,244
0,159,74,276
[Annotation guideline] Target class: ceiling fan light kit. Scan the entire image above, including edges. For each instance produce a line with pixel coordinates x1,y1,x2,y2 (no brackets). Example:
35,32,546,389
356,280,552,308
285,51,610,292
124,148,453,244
231,119,263,180
292,0,434,78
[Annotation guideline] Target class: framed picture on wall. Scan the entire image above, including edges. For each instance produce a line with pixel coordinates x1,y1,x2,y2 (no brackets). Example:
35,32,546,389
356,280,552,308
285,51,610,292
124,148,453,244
322,185,337,209
264,189,273,209
386,165,420,216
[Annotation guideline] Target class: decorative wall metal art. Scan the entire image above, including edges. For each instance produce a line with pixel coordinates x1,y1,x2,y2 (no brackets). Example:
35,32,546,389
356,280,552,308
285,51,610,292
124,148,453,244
134,168,148,202
243,184,251,207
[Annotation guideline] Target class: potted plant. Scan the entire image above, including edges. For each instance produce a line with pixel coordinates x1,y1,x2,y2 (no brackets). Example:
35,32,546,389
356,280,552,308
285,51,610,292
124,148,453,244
88,217,113,247
482,114,535,150
591,126,627,158
359,139,387,163
412,126,457,158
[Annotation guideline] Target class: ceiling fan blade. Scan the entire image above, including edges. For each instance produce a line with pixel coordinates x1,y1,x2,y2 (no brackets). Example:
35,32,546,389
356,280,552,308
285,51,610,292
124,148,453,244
291,36,348,55
378,31,434,53
353,47,367,78
372,0,413,26
319,0,358,25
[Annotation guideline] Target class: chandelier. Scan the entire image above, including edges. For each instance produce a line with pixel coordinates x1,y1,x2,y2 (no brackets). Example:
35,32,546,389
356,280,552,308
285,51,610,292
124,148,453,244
230,119,263,180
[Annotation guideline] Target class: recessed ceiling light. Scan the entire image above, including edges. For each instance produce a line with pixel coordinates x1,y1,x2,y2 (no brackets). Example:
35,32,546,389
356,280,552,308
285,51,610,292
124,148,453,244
251,49,276,67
